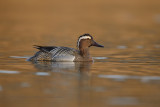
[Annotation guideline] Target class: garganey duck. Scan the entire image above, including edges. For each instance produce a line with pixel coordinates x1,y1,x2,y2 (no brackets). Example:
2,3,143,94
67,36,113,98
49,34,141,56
28,34,104,62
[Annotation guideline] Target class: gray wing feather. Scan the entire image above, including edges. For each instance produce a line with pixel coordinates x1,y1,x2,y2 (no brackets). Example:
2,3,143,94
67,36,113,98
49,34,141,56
29,46,78,61
50,47,77,61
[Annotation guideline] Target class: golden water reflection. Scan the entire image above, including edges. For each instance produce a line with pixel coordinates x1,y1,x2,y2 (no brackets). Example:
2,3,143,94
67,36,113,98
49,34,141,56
32,61,92,73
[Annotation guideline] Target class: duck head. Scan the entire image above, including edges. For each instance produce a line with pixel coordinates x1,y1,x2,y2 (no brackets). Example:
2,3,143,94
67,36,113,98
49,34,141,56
77,34,104,49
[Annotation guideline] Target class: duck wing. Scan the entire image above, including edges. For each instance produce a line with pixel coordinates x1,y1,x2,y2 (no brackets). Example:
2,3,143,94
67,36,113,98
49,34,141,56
34,45,57,52
50,47,78,61
30,46,79,61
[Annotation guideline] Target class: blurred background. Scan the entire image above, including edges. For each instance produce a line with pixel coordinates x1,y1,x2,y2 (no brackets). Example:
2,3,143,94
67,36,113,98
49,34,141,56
0,0,160,51
0,0,160,107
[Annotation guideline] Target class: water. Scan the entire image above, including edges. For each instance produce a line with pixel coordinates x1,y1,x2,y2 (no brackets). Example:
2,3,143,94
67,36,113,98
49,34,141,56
0,0,160,107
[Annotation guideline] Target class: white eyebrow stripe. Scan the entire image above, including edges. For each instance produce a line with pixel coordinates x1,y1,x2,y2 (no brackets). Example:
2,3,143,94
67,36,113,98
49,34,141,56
77,36,91,48
79,36,91,40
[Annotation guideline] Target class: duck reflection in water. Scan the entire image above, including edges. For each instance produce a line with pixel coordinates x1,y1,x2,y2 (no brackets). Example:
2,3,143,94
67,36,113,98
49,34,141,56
31,61,93,73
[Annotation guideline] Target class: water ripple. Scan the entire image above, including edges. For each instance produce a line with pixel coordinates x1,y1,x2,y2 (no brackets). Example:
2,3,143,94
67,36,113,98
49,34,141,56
35,72,50,76
108,97,139,105
93,57,108,59
0,70,20,74
10,56,30,59
98,75,160,81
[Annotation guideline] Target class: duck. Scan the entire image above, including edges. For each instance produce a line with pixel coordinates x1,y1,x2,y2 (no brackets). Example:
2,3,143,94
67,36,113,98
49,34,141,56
28,34,104,62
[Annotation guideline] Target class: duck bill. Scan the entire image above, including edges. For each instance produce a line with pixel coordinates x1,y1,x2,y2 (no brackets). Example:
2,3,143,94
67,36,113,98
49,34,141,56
92,41,104,47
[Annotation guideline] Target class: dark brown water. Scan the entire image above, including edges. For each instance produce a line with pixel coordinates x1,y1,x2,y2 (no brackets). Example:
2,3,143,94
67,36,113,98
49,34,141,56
0,0,160,107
